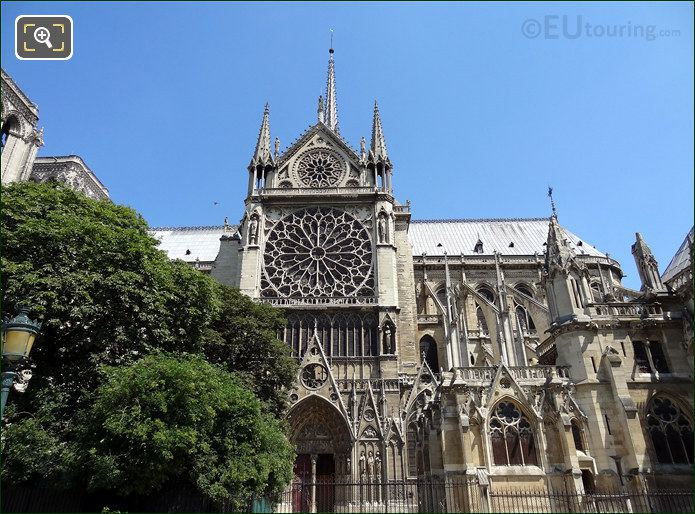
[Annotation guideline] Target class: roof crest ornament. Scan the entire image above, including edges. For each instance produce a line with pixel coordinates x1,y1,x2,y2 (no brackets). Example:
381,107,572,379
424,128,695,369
547,186,558,220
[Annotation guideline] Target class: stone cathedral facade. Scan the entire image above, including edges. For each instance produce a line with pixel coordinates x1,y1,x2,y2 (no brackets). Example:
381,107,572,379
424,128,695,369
4,51,691,509
155,50,695,505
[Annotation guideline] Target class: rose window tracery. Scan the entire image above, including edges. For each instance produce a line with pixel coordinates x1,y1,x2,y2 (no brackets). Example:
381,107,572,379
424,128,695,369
296,149,345,187
302,363,328,389
262,207,374,298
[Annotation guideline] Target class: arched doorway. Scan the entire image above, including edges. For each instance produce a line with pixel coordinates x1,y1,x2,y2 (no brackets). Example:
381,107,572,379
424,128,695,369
287,395,353,512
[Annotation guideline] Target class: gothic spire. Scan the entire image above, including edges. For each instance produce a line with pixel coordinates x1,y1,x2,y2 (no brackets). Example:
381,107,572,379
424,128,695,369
250,103,272,166
323,46,339,132
370,100,388,161
544,215,577,274
632,232,665,291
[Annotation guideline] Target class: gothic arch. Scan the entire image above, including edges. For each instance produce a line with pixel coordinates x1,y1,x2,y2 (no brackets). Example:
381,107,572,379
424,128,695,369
1,112,22,143
644,394,693,465
514,283,535,298
419,334,439,372
570,417,586,452
488,398,540,466
287,394,353,455
476,284,496,304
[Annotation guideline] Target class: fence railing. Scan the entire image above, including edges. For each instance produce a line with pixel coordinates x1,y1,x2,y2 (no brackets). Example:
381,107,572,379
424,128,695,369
2,476,692,513
272,476,694,514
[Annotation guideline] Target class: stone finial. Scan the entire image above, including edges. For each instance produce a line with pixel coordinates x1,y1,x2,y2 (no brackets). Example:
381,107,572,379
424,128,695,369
250,103,272,167
370,100,388,162
631,232,664,292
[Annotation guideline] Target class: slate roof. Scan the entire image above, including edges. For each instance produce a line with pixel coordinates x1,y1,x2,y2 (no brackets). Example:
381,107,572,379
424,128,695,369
662,227,694,283
150,218,606,265
150,226,232,263
409,218,605,257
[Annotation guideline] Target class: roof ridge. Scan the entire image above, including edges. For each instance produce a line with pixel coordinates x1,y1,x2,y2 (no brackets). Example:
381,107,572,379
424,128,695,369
150,225,231,231
411,217,551,224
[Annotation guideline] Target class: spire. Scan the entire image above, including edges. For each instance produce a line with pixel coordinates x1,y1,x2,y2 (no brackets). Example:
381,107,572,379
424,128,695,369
547,186,558,220
323,45,338,132
370,100,388,161
250,103,272,166
545,215,577,274
632,232,665,291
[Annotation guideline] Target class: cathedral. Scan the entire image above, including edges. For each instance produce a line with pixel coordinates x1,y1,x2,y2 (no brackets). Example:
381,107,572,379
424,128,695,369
2,48,693,512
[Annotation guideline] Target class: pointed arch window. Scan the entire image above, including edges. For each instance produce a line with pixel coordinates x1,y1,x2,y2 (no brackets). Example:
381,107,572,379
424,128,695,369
406,423,418,478
476,306,489,336
419,335,439,372
489,401,538,466
647,397,693,465
477,286,495,303
571,419,585,452
515,284,533,298
515,305,536,334
590,281,603,303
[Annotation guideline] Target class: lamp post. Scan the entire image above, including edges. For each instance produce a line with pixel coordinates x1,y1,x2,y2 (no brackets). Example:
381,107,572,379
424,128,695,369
1,305,41,418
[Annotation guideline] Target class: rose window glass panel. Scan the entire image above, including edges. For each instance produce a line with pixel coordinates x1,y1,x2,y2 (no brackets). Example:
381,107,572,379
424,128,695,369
296,149,345,187
262,207,374,298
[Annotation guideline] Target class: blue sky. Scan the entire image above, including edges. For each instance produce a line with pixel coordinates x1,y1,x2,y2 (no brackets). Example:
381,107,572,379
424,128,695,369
2,1,692,288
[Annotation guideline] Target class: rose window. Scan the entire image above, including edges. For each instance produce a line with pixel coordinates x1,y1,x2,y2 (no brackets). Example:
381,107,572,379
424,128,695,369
296,150,345,187
262,207,374,298
302,363,328,389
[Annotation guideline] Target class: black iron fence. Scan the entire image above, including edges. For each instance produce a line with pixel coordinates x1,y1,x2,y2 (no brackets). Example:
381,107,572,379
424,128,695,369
272,475,694,513
488,488,694,513
2,476,693,513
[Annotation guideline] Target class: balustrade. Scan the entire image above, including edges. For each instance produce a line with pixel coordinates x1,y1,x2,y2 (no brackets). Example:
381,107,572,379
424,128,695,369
454,365,570,383
592,302,663,318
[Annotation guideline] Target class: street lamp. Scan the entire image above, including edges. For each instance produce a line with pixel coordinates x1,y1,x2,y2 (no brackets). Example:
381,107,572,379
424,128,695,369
1,305,41,417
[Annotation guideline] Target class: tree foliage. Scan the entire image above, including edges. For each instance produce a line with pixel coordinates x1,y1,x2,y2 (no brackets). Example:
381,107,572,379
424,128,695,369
1,182,297,500
204,286,297,416
74,354,294,508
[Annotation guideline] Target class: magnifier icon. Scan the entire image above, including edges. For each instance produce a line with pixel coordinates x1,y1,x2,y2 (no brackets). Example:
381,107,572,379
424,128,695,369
33,26,53,49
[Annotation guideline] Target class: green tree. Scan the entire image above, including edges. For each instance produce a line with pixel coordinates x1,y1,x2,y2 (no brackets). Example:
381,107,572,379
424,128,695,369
73,354,294,508
204,286,297,416
1,182,220,404
1,182,296,495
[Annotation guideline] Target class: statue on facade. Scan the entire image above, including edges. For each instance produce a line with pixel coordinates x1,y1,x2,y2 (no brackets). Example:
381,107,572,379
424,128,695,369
367,451,375,478
359,451,366,479
248,216,259,245
383,325,392,354
375,451,382,479
378,214,387,243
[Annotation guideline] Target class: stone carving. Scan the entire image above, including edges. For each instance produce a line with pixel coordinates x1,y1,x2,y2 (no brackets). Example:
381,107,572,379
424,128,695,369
248,215,259,245
301,363,328,389
362,426,378,438
378,213,388,243
375,451,382,479
296,149,345,187
261,207,374,298
383,324,393,354
364,408,375,422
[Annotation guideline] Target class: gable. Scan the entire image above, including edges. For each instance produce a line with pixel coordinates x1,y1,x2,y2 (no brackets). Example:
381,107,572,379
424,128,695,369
274,124,363,188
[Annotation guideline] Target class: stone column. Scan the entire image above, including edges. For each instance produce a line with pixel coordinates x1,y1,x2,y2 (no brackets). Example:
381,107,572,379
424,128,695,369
310,454,317,513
